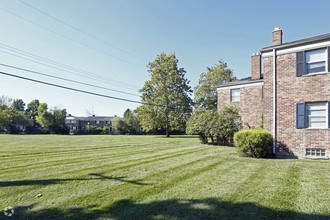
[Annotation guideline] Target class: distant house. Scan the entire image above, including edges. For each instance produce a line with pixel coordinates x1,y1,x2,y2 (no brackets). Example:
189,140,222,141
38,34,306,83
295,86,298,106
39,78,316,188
66,115,114,133
217,28,330,159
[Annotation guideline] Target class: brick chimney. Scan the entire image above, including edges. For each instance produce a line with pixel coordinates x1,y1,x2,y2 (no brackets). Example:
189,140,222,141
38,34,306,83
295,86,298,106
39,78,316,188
272,27,282,46
251,52,261,80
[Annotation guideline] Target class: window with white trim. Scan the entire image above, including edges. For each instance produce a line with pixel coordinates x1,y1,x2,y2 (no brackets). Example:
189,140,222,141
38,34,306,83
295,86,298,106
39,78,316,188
307,102,327,128
230,89,240,102
306,148,326,157
296,47,329,76
296,102,329,129
305,48,326,74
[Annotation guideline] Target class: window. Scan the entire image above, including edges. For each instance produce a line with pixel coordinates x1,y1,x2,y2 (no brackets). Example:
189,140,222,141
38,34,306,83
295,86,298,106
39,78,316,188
306,49,326,74
297,47,329,76
230,89,240,102
307,103,327,128
96,121,100,125
296,102,330,129
306,148,326,157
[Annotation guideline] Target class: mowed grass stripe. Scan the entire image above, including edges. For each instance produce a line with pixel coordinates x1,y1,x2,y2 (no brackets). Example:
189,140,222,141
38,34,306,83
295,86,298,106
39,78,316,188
296,162,330,215
0,144,202,174
0,146,207,181
148,159,258,201
0,147,209,199
61,153,222,207
4,150,216,209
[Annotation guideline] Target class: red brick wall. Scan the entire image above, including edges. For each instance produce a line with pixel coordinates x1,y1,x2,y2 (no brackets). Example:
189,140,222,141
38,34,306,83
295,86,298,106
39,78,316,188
264,52,330,157
251,54,261,80
217,84,263,129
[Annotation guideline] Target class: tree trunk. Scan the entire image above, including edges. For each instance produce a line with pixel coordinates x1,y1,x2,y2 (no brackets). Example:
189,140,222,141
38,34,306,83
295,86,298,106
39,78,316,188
165,128,170,137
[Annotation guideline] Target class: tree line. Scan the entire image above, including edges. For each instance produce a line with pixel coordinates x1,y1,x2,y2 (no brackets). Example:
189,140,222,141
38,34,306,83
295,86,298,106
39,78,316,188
1,53,241,142
0,97,68,134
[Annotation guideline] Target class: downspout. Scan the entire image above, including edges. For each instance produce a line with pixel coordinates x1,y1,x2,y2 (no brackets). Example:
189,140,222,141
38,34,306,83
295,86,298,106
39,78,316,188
272,49,277,155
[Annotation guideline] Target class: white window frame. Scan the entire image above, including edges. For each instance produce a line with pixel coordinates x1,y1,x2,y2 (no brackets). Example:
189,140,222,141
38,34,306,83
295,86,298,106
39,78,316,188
230,88,240,102
305,48,327,75
305,148,326,157
306,102,328,129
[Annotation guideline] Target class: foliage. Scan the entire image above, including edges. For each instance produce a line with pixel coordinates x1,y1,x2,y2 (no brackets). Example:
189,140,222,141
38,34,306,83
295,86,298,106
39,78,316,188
112,116,129,134
85,125,103,135
123,109,140,134
186,105,241,145
0,95,12,108
186,110,218,144
25,99,40,126
217,105,241,145
36,103,69,134
136,53,193,137
0,106,31,133
234,128,273,158
194,60,236,110
11,99,26,112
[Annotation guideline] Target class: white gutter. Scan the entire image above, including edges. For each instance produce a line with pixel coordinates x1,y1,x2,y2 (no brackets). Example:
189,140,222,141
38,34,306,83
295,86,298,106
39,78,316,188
272,49,277,155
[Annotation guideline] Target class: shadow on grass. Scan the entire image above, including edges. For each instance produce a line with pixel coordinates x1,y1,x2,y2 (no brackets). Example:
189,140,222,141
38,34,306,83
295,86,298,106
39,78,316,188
8,198,330,220
0,173,149,187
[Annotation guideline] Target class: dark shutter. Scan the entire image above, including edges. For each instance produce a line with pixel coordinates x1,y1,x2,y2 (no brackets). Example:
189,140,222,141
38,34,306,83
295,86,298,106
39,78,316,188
328,47,330,72
328,101,330,128
296,51,305,76
296,103,306,129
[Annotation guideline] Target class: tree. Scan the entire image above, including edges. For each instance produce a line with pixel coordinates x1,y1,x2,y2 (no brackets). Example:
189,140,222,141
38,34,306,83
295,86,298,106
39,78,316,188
123,109,140,134
0,106,31,133
194,60,236,110
186,105,241,145
11,99,26,112
136,53,193,137
36,103,69,134
186,110,219,144
216,105,241,145
112,116,128,134
25,99,40,126
0,96,12,109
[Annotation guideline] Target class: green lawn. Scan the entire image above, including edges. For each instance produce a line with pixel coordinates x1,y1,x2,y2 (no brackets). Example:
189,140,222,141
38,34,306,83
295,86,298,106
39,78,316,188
0,135,329,220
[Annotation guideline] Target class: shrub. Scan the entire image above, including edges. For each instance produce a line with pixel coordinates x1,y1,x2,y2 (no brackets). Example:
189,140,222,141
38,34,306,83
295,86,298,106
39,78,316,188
234,128,273,158
186,105,241,145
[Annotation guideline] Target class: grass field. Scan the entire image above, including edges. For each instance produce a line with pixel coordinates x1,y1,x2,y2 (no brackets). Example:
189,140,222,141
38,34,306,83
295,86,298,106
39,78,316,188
0,135,329,220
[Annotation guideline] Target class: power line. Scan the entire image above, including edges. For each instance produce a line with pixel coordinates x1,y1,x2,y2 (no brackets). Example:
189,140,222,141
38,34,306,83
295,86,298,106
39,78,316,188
0,70,147,105
0,7,145,69
0,63,140,97
0,43,140,90
19,0,148,62
0,48,138,92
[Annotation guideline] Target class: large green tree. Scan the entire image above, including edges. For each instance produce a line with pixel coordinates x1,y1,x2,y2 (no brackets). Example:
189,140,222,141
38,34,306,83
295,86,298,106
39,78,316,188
136,53,193,137
194,60,236,110
36,103,68,134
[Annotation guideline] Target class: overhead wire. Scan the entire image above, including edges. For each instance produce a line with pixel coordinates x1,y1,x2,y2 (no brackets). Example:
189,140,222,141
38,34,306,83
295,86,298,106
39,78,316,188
0,63,140,97
0,7,145,69
0,70,149,106
0,43,140,91
18,0,148,62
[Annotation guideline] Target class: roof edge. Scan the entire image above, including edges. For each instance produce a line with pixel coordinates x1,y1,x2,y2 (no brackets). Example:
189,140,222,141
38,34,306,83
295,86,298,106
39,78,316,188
261,33,330,52
217,79,264,89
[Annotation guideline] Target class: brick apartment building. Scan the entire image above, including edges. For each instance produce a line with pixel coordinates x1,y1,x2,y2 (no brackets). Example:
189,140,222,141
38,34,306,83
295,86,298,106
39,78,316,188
217,28,330,158
66,115,114,133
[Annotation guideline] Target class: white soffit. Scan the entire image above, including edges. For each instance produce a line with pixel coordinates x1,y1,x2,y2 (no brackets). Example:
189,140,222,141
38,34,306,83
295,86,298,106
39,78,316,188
262,40,330,57
217,82,264,91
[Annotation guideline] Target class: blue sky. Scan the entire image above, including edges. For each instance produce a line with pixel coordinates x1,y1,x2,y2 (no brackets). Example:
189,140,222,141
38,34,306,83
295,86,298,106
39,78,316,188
0,0,329,116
